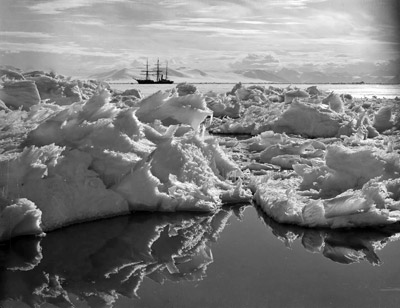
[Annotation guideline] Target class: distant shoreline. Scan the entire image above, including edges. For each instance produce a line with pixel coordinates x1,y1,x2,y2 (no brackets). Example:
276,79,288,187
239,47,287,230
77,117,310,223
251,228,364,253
109,82,400,85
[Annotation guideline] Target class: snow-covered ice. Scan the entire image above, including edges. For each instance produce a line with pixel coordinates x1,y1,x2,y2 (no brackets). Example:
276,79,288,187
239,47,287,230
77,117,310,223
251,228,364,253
0,70,399,241
252,144,400,228
0,73,252,240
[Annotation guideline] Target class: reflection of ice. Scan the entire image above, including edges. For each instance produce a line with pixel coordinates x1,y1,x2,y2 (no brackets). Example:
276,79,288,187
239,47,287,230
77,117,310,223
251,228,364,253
256,206,400,265
0,236,42,271
0,207,237,307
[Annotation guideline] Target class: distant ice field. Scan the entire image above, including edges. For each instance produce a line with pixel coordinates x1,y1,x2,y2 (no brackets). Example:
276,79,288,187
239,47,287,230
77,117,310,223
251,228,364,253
111,83,400,99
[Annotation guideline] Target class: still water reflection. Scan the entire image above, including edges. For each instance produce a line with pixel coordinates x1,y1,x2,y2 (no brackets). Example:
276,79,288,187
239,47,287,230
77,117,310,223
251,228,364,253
1,205,400,308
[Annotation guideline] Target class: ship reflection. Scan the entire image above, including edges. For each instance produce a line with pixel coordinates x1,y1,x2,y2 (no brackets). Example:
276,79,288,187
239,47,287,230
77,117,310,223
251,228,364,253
256,206,400,266
0,208,233,307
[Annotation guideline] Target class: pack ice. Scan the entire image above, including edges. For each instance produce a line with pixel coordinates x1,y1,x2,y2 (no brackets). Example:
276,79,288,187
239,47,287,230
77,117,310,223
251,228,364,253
214,83,400,229
1,73,399,241
0,76,251,241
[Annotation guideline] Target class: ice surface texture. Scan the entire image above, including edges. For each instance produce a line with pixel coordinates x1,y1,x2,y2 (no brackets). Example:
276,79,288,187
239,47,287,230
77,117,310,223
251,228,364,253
253,145,400,228
0,77,250,241
1,76,399,240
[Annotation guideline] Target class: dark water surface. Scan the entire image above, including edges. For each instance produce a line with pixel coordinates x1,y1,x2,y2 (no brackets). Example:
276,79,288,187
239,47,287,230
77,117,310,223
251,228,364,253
1,205,400,308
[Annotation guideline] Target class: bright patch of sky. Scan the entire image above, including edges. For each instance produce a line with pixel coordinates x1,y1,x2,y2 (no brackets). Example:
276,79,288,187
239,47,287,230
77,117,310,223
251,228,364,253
0,0,398,77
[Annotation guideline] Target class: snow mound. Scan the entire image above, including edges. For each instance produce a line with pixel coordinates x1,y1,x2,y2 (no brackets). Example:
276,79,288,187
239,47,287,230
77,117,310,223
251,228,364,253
284,89,309,103
25,89,153,155
113,134,251,212
136,91,212,130
0,145,129,232
0,68,25,80
1,86,248,240
253,145,400,228
205,92,241,118
26,75,82,105
257,133,325,169
211,105,283,135
273,100,346,137
295,145,399,196
207,84,396,139
0,198,43,241
322,92,345,113
0,80,41,110
374,105,394,133
176,82,198,96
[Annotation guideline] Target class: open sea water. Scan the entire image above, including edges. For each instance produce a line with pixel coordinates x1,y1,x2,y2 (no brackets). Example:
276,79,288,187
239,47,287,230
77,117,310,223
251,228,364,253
111,83,400,99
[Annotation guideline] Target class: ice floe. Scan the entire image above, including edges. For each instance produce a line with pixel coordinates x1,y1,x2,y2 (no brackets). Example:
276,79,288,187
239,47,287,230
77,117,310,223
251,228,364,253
0,72,399,241
1,76,252,240
251,144,400,228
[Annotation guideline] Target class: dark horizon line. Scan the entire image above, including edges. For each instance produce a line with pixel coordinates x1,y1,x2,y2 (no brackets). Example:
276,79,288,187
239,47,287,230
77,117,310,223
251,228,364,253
108,82,400,85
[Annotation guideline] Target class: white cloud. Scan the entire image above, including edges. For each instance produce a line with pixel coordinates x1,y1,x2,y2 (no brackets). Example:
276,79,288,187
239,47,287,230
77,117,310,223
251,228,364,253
265,0,328,9
230,53,281,70
29,0,92,14
180,18,229,24
1,0,397,76
29,0,128,14
66,19,105,26
0,41,122,58
236,21,267,25
139,22,261,36
158,0,188,8
0,31,53,38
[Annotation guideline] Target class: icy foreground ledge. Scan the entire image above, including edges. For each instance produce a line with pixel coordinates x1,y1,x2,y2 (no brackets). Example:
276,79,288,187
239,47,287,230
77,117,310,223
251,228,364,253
0,145,130,239
0,198,42,241
0,87,251,241
252,145,400,228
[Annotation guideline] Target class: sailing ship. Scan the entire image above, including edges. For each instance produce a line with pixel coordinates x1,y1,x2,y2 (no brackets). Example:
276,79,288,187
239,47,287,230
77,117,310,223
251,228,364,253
135,59,174,84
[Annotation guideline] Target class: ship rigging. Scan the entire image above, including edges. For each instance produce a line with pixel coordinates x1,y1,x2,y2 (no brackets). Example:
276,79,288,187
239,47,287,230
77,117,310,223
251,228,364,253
135,59,173,84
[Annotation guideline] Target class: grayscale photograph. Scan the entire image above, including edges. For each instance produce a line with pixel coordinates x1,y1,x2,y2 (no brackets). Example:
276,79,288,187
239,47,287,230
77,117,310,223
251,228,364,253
0,0,400,307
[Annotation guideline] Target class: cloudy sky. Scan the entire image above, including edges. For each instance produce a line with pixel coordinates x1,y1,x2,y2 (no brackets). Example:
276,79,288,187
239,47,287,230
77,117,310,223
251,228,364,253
0,0,399,77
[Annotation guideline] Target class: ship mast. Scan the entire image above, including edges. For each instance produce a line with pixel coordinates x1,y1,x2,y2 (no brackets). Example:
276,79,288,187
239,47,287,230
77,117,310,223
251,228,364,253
156,58,160,82
137,58,172,83
145,59,149,80
140,58,150,80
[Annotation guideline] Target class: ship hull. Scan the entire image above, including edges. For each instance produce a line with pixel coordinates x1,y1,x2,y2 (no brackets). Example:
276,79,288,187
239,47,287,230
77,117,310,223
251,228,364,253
136,79,155,84
158,80,174,84
136,79,174,84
